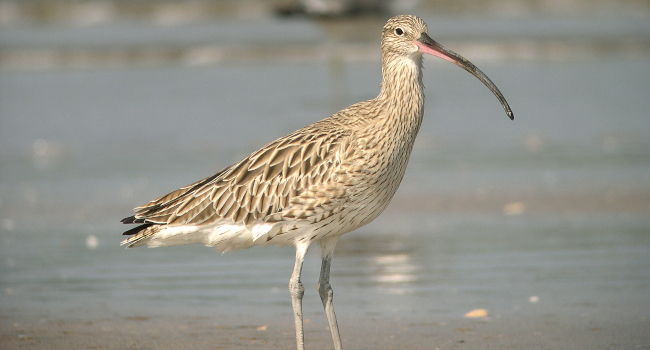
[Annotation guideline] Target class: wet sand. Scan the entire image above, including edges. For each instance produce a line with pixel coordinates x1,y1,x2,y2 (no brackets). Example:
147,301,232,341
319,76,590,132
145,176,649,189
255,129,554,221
3,312,649,350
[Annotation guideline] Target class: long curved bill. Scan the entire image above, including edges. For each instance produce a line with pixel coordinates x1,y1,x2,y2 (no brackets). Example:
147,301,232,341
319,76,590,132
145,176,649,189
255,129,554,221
416,32,514,120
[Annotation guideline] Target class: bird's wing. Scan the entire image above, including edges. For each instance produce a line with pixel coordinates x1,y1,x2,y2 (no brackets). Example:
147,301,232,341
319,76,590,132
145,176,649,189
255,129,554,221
123,123,353,228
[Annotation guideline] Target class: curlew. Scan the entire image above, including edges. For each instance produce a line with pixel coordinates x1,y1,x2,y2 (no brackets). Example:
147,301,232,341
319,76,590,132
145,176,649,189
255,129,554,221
121,15,514,350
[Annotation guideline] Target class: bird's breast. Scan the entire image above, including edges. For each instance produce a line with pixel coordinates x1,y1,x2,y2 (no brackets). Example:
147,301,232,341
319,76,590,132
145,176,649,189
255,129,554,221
336,112,422,230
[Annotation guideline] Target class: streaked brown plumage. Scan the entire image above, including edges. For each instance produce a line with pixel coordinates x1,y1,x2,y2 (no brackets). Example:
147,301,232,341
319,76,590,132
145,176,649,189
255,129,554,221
121,15,513,350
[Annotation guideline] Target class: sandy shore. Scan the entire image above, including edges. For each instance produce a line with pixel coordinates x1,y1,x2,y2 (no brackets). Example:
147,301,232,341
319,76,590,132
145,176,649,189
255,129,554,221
2,312,649,350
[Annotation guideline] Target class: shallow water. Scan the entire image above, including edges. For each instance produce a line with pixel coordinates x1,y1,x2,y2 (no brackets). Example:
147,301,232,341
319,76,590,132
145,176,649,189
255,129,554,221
1,36,649,346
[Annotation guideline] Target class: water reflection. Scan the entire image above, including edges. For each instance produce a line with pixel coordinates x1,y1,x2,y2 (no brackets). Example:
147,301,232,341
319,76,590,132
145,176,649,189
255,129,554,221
369,253,419,295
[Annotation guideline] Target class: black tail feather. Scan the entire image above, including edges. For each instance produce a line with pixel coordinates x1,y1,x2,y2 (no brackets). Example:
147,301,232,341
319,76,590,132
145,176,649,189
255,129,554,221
122,223,153,236
121,216,145,224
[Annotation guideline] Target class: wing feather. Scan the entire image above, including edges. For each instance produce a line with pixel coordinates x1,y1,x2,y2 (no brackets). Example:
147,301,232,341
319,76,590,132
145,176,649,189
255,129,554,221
124,123,352,228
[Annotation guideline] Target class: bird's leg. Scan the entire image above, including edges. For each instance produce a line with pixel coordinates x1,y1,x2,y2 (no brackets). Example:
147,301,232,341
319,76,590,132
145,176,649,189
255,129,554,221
318,237,343,350
289,241,310,350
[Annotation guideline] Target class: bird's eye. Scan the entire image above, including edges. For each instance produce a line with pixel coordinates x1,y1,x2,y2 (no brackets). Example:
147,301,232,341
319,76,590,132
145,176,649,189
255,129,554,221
394,28,404,36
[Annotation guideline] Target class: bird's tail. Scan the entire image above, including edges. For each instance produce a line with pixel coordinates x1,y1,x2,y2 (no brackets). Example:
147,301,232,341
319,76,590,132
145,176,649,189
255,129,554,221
121,223,160,248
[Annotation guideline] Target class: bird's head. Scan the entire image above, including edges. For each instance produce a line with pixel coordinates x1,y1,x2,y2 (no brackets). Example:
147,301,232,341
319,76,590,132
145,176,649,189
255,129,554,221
382,15,514,120
381,15,429,58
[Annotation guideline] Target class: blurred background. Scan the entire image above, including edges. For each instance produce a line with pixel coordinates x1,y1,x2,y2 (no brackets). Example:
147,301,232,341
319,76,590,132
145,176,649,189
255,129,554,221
1,1,649,349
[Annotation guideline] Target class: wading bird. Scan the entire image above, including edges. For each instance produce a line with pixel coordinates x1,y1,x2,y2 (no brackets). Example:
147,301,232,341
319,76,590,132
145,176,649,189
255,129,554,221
121,14,513,350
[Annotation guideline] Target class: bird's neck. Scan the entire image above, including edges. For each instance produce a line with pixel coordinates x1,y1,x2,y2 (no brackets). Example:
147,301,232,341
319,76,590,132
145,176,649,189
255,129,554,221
375,53,425,135
377,53,425,116
378,53,424,101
